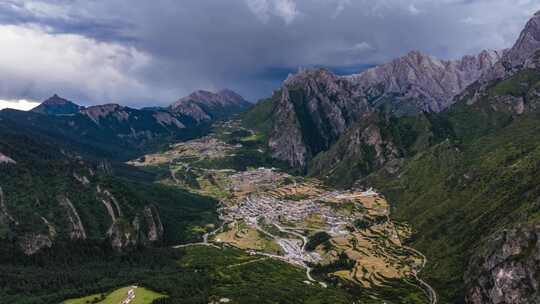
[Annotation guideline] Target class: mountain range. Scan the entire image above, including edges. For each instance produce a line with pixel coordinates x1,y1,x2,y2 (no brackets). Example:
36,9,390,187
3,10,540,304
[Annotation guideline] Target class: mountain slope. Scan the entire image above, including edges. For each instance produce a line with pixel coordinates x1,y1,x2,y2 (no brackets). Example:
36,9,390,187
1,101,204,161
265,69,372,170
0,119,218,255
367,114,540,303
362,12,540,303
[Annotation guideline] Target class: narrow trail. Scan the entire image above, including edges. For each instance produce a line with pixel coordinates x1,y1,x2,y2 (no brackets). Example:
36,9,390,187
173,223,224,250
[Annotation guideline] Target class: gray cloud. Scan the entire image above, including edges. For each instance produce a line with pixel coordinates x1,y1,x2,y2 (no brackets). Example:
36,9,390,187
0,0,538,107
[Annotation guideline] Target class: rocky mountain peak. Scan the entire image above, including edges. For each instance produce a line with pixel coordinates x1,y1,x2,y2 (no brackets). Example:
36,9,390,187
503,11,540,69
45,94,66,104
172,89,249,109
170,89,251,122
217,89,245,101
284,68,337,84
31,95,82,115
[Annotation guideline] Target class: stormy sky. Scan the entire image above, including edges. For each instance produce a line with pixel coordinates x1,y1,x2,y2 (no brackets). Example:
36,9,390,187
0,0,539,110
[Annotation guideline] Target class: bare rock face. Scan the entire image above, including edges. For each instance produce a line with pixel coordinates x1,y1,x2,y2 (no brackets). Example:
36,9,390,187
18,233,53,255
170,89,251,122
142,205,164,243
503,11,540,71
58,195,87,240
268,69,372,169
465,224,540,304
348,50,502,113
152,111,186,128
107,219,138,252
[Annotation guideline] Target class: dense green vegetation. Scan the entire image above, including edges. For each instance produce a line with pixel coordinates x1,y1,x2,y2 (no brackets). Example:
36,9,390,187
369,114,540,302
0,243,358,304
0,114,219,246
0,108,210,161
491,69,540,97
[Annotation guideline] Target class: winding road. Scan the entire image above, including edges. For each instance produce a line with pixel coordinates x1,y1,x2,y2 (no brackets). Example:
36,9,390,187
402,244,438,304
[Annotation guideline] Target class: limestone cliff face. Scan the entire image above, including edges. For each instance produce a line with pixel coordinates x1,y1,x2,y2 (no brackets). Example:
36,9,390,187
141,205,164,243
347,50,502,113
107,204,164,252
268,69,372,169
58,195,87,241
465,224,540,304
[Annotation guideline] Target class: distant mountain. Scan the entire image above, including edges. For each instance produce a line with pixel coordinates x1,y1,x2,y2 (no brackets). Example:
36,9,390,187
7,91,251,160
0,107,202,161
170,89,251,122
31,94,83,115
347,49,502,114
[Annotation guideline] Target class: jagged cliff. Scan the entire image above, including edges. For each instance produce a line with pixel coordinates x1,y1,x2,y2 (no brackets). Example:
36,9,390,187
267,69,372,169
465,224,540,304
348,50,502,113
257,48,500,171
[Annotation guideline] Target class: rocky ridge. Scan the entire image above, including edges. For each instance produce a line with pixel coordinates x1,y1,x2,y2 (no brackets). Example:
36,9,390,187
263,49,502,169
170,89,251,122
347,50,502,113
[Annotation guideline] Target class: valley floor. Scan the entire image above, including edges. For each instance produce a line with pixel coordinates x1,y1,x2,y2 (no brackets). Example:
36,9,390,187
128,120,436,304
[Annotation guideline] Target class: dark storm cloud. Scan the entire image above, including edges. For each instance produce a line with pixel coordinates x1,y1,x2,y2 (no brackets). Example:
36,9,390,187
0,0,539,109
